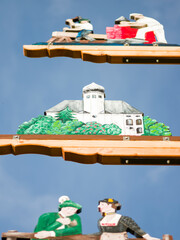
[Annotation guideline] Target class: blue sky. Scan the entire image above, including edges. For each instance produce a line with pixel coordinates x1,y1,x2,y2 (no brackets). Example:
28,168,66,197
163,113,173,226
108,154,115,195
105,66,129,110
0,0,180,239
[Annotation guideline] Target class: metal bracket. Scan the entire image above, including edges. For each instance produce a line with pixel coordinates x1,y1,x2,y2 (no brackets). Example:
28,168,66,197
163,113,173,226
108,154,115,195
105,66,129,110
13,135,20,140
123,136,130,141
163,136,170,141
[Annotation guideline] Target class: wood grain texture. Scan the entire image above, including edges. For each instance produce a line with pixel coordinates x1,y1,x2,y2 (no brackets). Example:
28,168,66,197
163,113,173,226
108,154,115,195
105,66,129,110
1,232,97,240
52,31,107,40
1,232,173,240
1,135,180,165
23,45,180,64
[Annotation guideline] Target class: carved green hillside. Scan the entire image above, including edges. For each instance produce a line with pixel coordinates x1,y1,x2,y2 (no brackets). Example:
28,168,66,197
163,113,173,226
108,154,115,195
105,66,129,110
143,116,171,136
17,111,171,136
17,116,122,135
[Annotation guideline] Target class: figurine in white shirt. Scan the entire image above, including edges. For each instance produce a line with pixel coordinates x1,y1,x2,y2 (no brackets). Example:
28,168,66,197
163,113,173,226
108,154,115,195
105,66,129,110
64,16,93,32
129,13,167,43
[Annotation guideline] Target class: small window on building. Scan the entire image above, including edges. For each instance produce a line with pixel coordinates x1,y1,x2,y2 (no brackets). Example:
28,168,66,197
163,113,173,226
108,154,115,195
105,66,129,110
136,119,142,125
136,115,140,117
98,95,102,98
126,119,133,125
86,95,90,98
137,127,142,133
92,95,96,98
126,115,131,117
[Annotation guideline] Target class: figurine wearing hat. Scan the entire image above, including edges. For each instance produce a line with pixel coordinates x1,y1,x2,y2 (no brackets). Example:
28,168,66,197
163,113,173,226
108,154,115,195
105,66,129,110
117,13,167,43
33,196,82,239
64,16,93,32
98,198,160,240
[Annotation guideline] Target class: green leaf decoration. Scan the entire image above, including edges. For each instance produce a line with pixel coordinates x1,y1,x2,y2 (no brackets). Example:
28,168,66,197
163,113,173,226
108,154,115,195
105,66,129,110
143,116,172,136
17,113,171,136
17,115,56,135
55,107,75,123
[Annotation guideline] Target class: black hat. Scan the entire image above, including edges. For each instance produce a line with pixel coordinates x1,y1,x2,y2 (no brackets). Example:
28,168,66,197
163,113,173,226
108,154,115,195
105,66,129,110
115,16,130,24
99,198,121,210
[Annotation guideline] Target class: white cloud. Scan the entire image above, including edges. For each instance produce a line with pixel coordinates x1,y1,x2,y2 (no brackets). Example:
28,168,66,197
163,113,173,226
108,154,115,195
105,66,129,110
147,166,169,183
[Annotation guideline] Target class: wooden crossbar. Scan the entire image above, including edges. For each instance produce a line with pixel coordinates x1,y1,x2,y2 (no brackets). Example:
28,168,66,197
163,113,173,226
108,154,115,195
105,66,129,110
1,231,173,240
23,45,180,64
1,135,180,165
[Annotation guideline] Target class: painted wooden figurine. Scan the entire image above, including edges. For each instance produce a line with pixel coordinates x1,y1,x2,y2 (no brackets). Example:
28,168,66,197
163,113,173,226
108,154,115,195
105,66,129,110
98,198,160,240
33,196,82,238
129,13,167,43
63,16,93,33
109,13,167,44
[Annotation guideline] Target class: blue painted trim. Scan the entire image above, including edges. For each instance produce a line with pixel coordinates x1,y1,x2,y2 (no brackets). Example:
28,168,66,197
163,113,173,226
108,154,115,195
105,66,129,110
33,42,180,47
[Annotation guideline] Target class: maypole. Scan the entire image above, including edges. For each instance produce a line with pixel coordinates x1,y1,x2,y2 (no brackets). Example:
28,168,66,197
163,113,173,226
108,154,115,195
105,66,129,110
1,13,177,240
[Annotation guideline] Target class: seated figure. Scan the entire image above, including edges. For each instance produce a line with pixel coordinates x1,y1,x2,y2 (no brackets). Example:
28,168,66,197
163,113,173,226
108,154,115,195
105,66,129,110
98,198,160,240
63,16,93,33
34,196,82,239
117,13,167,43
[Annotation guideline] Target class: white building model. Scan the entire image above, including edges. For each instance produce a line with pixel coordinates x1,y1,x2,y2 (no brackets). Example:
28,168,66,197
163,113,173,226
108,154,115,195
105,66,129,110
45,83,144,135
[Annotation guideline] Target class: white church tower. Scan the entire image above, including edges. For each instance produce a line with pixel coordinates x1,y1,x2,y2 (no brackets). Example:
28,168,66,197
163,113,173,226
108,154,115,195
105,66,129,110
83,82,105,115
